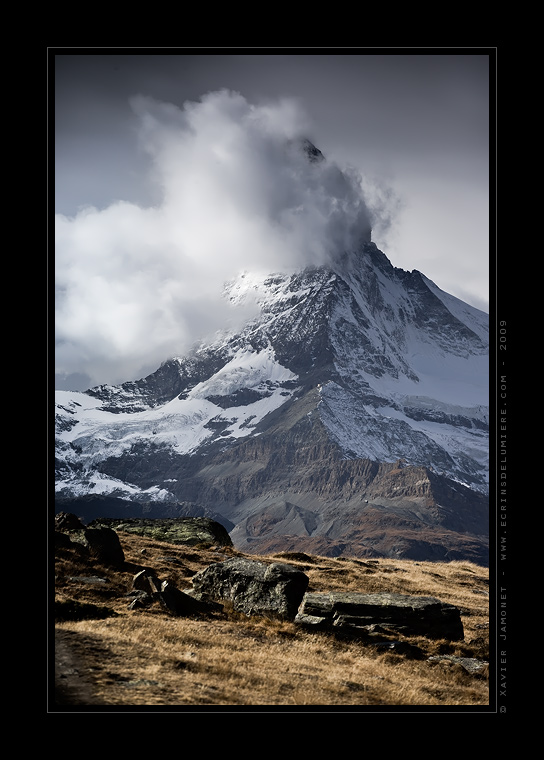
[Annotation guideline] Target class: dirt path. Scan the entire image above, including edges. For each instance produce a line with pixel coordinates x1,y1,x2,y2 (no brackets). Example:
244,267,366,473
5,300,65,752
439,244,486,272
53,630,105,707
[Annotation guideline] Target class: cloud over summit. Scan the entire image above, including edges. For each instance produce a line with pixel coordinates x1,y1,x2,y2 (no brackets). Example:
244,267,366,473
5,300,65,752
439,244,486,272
55,89,378,389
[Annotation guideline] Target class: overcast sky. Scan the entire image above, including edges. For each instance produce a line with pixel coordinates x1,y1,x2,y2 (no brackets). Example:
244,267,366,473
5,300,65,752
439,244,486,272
54,50,493,391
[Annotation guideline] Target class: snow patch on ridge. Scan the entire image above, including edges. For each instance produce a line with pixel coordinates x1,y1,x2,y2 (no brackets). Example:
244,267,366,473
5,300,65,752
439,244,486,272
189,345,297,399
55,347,298,495
56,470,176,502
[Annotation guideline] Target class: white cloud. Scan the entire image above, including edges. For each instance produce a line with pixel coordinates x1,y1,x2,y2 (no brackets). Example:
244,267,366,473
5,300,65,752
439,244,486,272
55,89,384,388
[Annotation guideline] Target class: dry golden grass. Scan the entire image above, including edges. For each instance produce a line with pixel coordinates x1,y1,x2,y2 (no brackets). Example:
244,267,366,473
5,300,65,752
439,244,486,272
53,533,490,709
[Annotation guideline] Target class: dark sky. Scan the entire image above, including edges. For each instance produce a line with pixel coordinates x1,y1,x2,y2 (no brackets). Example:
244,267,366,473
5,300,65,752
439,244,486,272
54,50,493,390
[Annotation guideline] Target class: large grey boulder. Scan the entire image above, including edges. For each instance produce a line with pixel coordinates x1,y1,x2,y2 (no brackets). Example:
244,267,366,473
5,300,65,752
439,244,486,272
296,591,464,640
68,527,125,566
189,557,309,620
55,512,125,565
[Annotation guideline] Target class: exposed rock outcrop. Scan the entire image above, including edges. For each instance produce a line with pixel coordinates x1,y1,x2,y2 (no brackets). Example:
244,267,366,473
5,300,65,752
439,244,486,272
87,516,233,548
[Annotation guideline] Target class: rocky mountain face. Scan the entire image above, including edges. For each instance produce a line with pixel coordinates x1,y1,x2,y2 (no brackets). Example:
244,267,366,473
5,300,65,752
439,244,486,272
55,238,489,565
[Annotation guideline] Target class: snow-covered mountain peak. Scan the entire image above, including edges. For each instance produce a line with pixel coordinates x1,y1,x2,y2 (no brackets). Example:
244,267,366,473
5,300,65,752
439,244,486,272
55,235,489,533
53,131,489,562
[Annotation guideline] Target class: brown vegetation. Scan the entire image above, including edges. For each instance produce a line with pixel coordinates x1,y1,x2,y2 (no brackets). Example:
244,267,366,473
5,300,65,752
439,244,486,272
52,532,490,709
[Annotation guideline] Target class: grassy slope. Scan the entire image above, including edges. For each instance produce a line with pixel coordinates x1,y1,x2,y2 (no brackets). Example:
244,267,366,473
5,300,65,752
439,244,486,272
52,531,490,709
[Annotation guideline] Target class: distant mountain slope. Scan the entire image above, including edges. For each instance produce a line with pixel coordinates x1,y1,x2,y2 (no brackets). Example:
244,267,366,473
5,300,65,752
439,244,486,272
55,241,489,564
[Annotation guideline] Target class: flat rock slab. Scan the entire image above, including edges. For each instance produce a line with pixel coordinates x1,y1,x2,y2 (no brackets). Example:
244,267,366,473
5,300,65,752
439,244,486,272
88,517,233,547
297,591,464,640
